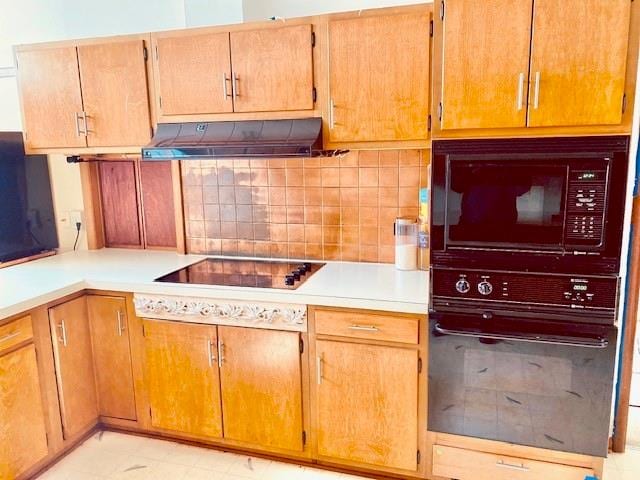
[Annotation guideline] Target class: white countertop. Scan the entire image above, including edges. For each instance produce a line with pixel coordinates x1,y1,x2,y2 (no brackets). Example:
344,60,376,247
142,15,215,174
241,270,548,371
0,249,429,320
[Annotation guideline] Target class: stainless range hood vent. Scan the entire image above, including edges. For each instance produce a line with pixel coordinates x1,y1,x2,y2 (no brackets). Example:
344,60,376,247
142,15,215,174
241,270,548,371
142,118,346,160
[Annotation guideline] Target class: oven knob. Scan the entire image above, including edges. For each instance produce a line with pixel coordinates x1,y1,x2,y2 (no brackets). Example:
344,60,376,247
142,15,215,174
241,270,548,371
478,281,493,296
455,279,471,294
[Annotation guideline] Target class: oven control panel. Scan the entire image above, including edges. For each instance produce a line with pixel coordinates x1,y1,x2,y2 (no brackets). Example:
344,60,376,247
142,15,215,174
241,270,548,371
565,169,607,245
433,268,619,310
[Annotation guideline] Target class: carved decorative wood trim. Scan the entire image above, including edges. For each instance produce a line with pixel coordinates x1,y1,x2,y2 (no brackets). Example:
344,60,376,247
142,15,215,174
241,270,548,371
133,294,307,332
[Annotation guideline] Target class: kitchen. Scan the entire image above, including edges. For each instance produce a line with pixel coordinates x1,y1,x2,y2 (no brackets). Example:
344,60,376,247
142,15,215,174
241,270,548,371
0,1,639,479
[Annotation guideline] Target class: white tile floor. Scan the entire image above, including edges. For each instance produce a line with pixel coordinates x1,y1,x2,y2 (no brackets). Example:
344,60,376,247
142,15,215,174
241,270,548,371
35,431,369,480
34,430,640,480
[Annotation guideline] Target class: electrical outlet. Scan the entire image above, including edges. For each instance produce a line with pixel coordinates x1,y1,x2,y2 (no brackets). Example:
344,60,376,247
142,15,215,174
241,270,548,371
69,210,83,227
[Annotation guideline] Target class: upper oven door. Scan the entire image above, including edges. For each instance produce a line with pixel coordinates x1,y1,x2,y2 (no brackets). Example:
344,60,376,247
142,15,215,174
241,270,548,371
445,159,568,251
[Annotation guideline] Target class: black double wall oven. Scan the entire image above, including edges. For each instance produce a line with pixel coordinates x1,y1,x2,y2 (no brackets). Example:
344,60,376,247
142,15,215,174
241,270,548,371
428,136,629,457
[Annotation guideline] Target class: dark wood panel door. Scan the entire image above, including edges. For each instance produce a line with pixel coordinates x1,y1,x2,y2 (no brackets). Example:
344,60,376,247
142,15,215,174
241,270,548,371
99,161,142,247
139,161,177,249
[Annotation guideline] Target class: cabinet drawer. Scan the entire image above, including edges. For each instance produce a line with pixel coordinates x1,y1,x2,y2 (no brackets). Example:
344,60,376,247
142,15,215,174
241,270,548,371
432,445,594,480
0,316,33,354
315,309,419,344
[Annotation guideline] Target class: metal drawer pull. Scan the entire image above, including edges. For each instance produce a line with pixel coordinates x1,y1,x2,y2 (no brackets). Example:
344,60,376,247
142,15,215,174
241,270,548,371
206,339,217,367
58,320,68,347
329,99,335,129
533,71,541,109
232,73,239,98
316,355,323,385
217,339,225,368
496,460,530,472
74,112,82,137
0,331,20,344
348,324,379,332
222,73,232,99
116,311,126,336
516,72,525,111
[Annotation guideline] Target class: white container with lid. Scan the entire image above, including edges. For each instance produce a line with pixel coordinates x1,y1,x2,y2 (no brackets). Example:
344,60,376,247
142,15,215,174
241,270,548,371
394,216,418,271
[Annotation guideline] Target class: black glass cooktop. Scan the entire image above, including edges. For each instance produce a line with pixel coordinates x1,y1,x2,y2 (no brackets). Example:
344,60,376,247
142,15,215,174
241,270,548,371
154,258,325,290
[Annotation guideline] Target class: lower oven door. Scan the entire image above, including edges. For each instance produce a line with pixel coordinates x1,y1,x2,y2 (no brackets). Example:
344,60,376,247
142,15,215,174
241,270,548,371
428,313,617,457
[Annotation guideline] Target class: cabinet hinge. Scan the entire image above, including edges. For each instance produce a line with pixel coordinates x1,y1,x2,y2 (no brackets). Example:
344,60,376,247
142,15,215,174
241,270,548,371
45,433,49,446
149,407,152,419
417,450,421,465
142,324,146,337
438,102,443,122
440,1,445,20
622,93,627,114
159,96,163,109
299,337,304,354
143,46,148,61
312,87,317,103
311,31,316,47
302,430,307,446
427,115,432,132
430,20,434,37
418,357,423,373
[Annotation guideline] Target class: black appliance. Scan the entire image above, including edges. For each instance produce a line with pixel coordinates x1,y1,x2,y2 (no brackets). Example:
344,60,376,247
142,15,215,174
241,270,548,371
0,132,58,263
428,136,629,457
154,258,324,290
142,118,347,160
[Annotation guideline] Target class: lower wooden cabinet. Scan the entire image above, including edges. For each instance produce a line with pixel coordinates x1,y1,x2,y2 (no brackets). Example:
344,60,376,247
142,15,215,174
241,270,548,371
143,319,223,438
432,445,595,480
49,297,98,439
314,340,420,471
218,326,304,451
0,343,49,480
87,295,136,420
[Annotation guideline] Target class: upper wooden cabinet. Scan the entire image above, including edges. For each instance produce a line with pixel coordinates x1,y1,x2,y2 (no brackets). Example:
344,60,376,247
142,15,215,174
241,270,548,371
16,47,86,150
435,0,634,133
15,37,152,153
438,0,532,130
528,0,631,127
327,9,431,143
49,297,99,439
87,295,137,421
154,32,233,115
152,24,314,119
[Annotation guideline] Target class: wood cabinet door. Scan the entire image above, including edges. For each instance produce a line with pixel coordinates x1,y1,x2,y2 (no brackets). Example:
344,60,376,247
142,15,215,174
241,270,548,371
315,340,419,471
143,319,222,438
77,40,151,147
439,0,533,130
139,161,177,249
328,12,431,142
0,344,49,480
528,0,631,127
230,25,314,113
16,47,86,149
87,295,136,420
218,327,303,451
49,297,98,439
99,161,142,248
154,32,233,115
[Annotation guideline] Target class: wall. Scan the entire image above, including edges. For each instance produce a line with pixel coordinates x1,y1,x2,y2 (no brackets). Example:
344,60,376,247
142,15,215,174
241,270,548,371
182,150,429,262
242,0,428,21
184,0,243,27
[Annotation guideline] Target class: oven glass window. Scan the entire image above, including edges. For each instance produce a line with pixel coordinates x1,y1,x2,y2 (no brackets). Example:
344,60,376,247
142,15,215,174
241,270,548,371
447,162,566,247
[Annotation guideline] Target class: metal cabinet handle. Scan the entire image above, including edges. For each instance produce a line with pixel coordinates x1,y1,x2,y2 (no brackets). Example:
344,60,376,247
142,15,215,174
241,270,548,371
58,320,68,347
496,460,530,472
329,99,335,129
232,73,239,99
0,331,20,344
533,71,541,109
82,111,89,135
348,324,379,332
116,311,126,336
517,72,525,111
74,112,82,137
207,339,217,367
217,339,225,367
222,73,232,99
316,355,323,385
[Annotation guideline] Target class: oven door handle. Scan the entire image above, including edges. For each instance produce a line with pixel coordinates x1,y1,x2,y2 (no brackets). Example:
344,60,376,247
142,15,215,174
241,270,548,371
433,323,609,349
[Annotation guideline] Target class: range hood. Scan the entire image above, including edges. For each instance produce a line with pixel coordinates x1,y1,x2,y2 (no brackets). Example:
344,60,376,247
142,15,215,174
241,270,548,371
142,118,345,160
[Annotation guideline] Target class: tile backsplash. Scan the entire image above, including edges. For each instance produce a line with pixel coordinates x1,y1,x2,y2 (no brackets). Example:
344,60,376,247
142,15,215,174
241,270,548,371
182,150,429,263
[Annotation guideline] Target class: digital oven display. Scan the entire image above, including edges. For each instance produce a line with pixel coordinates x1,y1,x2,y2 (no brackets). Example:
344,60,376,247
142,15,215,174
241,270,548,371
573,284,588,291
